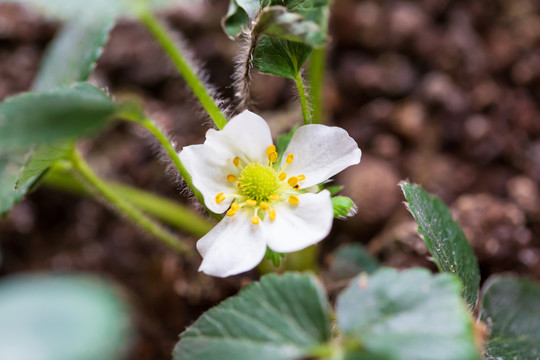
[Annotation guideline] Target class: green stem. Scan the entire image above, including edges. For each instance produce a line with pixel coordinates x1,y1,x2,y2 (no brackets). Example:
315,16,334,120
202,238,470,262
139,11,228,130
309,47,326,124
42,163,213,237
294,72,311,125
69,149,191,253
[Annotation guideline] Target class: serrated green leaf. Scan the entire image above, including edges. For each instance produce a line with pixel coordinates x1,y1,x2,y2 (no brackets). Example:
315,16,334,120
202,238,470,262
400,181,480,310
337,268,480,360
328,244,379,281
480,275,540,360
331,196,356,218
173,272,330,360
254,6,324,47
0,274,131,360
223,0,329,78
253,36,312,79
0,82,117,151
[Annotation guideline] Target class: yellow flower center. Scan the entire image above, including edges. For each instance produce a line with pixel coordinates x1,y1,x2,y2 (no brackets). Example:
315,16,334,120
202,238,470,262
238,163,280,202
216,145,306,225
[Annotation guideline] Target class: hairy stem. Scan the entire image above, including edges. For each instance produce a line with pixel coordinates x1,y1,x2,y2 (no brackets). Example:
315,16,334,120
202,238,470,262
139,11,227,130
69,149,191,253
43,163,213,237
294,72,311,125
309,47,326,124
233,32,258,111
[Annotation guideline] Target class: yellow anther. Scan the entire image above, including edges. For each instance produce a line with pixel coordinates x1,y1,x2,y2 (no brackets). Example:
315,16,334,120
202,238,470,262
251,216,260,225
286,154,294,164
260,202,270,210
215,192,225,204
227,174,238,182
297,174,306,181
246,199,257,206
231,202,240,211
266,145,276,156
226,209,236,217
233,157,240,167
268,208,276,221
269,194,279,201
288,176,298,187
288,195,300,205
278,172,287,181
268,151,278,163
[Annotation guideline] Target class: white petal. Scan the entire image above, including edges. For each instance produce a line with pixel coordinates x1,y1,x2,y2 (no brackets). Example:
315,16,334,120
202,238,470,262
179,110,273,213
264,190,333,253
197,211,267,278
281,125,362,188
179,143,237,213
206,110,273,164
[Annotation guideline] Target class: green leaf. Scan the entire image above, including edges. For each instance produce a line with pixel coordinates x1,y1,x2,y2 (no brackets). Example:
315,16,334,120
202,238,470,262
254,6,325,47
400,181,480,310
326,185,343,196
223,0,330,79
33,17,114,91
337,268,480,360
328,244,379,281
173,272,330,360
14,13,115,190
0,151,32,215
0,274,131,360
331,196,356,218
0,82,117,152
480,275,540,359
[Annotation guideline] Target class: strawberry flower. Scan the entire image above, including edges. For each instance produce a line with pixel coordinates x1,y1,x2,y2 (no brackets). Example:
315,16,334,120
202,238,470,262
179,111,361,277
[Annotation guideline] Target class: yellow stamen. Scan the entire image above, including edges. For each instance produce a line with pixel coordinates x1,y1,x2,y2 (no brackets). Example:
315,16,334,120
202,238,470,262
260,202,270,210
215,192,225,204
269,194,279,201
268,151,278,163
226,209,236,217
286,153,294,164
233,157,240,167
288,176,298,187
278,172,287,181
251,216,260,225
246,199,257,206
266,145,276,157
288,195,300,205
297,174,306,181
227,174,238,182
231,202,240,211
268,208,276,221
294,184,300,190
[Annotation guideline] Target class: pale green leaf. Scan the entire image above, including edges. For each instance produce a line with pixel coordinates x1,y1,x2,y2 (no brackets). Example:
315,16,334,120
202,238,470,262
331,196,356,218
480,275,540,360
400,181,480,310
0,82,117,151
337,268,480,360
0,274,132,360
173,272,330,360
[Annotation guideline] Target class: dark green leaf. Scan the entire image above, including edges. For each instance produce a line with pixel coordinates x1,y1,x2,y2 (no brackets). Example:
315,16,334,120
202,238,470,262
0,82,117,151
222,0,259,38
331,196,356,218
173,272,330,360
253,36,312,79
0,274,132,360
400,181,480,310
16,143,72,188
254,6,324,47
328,244,379,281
337,268,480,360
480,275,540,360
